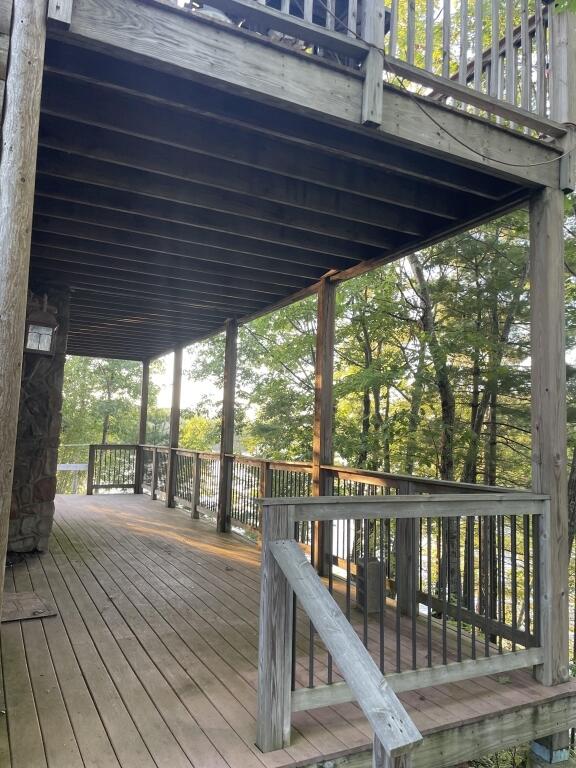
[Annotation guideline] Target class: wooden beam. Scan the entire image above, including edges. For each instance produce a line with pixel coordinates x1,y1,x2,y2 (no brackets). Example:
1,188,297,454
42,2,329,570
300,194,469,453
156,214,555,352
42,40,518,201
217,320,238,533
47,0,74,28
38,75,477,223
311,278,336,575
290,648,545,712
256,504,294,752
530,187,570,687
37,122,439,235
270,538,422,759
36,151,409,246
260,493,549,521
166,347,182,508
0,0,47,616
139,359,150,445
360,0,385,126
33,179,378,261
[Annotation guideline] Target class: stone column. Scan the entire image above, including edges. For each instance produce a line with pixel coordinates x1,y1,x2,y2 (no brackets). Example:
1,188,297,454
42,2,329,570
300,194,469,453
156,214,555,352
9,287,70,553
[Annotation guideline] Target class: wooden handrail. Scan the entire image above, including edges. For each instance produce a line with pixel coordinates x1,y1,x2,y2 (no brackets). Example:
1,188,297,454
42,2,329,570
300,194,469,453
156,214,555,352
270,538,422,764
262,492,549,521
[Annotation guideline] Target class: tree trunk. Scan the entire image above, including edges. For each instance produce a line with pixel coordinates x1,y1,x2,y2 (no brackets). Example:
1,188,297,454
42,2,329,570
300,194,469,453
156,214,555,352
404,338,426,475
357,388,371,467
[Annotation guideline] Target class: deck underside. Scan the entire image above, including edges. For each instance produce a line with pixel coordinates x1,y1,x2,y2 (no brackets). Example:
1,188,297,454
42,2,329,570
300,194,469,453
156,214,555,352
25,0,564,361
2,495,576,768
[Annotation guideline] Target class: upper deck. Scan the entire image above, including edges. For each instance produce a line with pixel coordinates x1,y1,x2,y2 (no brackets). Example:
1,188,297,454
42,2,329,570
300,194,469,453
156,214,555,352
0,0,569,360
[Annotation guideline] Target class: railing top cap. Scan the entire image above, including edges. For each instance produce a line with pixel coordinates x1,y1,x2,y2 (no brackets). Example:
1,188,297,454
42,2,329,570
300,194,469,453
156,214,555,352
260,492,549,506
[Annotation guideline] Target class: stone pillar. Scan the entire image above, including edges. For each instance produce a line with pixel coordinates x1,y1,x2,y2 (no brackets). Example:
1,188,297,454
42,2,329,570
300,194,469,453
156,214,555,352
9,287,70,553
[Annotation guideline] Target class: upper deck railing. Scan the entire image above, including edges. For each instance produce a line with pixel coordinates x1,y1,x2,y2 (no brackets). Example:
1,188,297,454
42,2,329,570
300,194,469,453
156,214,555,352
157,0,569,137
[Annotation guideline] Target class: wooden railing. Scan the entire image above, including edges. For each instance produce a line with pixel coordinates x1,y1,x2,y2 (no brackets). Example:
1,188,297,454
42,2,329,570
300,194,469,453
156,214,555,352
257,494,550,763
163,0,568,136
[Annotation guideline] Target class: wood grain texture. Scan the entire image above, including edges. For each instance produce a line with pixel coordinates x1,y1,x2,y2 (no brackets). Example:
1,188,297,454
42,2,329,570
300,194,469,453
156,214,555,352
218,320,238,532
48,0,74,28
260,493,549,522
68,0,362,122
548,9,576,124
256,505,294,751
0,0,47,611
530,187,570,686
270,538,422,759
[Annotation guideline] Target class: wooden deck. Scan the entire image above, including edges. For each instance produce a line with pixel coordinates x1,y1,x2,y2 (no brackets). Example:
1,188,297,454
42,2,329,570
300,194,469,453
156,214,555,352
2,494,576,768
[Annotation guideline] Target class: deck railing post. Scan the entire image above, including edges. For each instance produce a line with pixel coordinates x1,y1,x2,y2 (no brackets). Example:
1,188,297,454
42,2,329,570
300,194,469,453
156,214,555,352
217,319,238,533
257,502,294,752
135,360,150,494
134,445,143,494
258,460,272,532
151,447,158,501
86,444,96,496
191,451,201,519
396,481,417,616
360,0,384,126
166,348,183,508
312,279,336,575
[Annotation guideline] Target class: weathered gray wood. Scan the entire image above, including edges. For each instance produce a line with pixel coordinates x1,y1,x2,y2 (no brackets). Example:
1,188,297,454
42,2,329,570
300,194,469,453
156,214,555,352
48,0,74,28
256,505,294,752
311,278,336,573
67,0,363,125
383,57,567,139
290,647,545,712
530,187,570,687
181,0,368,58
191,452,201,520
217,320,238,533
271,538,422,759
86,444,96,495
360,0,385,126
166,347,182,508
135,359,150,494
261,493,548,522
548,9,576,125
0,0,47,619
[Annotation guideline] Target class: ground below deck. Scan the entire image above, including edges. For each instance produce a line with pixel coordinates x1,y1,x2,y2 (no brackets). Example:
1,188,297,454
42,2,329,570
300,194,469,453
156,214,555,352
1,495,576,768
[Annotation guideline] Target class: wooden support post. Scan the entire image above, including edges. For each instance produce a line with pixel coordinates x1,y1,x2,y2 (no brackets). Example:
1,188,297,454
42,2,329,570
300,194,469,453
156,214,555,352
549,8,576,126
191,452,201,519
47,0,74,28
166,348,183,508
217,319,238,533
0,0,48,619
259,460,272,535
135,358,150,494
530,188,569,687
312,279,336,575
396,482,417,616
256,503,294,752
360,0,385,126
151,447,158,501
86,445,96,496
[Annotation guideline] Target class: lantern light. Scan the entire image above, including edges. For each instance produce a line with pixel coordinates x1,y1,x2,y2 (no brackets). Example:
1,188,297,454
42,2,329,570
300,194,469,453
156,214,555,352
25,294,58,354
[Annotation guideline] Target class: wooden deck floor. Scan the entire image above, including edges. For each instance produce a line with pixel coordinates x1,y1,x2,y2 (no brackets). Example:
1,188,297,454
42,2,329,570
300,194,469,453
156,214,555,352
2,495,576,768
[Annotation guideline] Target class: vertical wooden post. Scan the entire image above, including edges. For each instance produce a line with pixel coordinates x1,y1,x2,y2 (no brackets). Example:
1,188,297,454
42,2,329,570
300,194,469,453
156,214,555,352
191,451,201,519
151,447,158,501
0,0,48,615
217,320,238,533
256,502,294,752
360,0,385,126
530,188,569,687
312,279,336,574
86,445,96,496
549,8,576,126
135,358,150,494
166,348,183,508
396,481,417,616
259,460,272,535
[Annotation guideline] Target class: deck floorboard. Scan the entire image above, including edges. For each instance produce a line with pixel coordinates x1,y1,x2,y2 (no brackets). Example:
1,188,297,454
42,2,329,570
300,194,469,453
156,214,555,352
2,494,576,768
